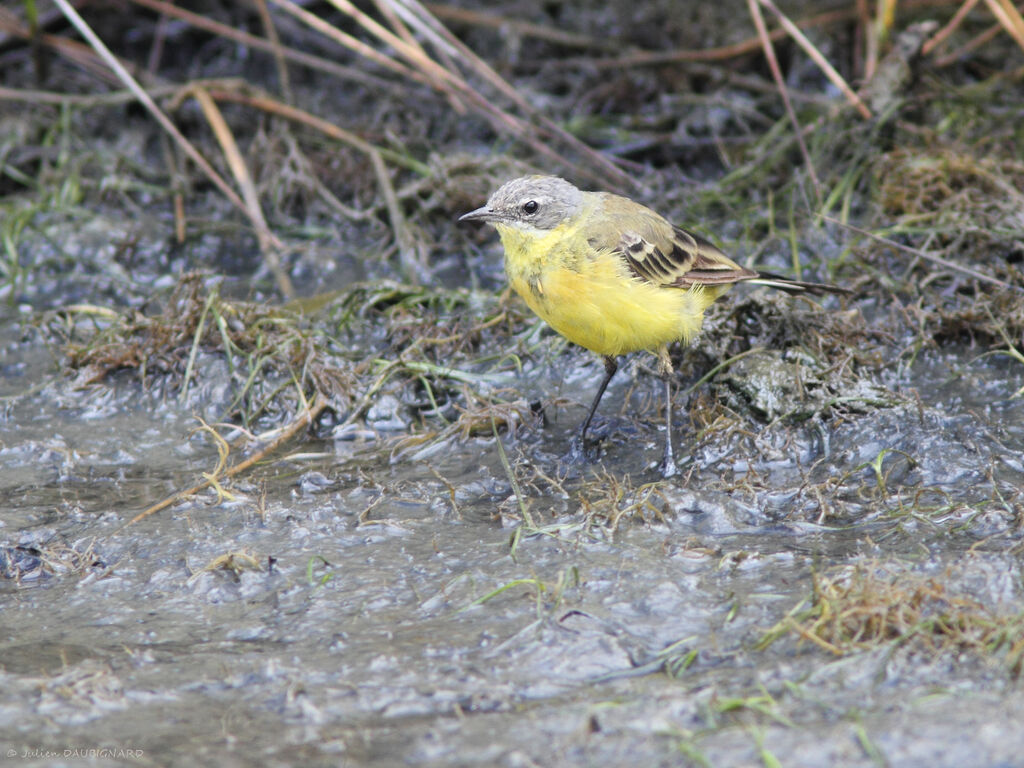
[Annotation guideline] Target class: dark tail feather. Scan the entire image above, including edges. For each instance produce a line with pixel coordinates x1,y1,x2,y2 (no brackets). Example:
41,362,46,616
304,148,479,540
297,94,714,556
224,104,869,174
744,271,852,296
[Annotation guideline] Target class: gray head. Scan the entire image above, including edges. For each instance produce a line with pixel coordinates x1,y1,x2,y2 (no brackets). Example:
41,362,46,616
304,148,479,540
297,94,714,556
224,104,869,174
459,175,584,232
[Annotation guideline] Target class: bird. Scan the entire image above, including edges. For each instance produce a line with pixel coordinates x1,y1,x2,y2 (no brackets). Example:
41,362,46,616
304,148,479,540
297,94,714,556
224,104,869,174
460,175,849,477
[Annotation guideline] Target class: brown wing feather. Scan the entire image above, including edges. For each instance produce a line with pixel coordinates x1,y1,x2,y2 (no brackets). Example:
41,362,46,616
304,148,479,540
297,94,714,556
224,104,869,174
598,195,753,288
749,271,853,296
585,193,849,295
586,193,756,288
661,227,759,287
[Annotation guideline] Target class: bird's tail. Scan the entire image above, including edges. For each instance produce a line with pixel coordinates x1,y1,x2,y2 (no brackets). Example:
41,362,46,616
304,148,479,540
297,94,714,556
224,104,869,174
744,271,852,296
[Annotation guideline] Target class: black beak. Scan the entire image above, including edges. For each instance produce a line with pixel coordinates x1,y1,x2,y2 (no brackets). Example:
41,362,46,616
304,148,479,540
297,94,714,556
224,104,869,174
458,205,495,222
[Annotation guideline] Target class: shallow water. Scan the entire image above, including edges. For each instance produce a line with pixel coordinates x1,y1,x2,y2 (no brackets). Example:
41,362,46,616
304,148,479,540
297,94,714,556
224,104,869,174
2,0,1023,760
3,300,1023,767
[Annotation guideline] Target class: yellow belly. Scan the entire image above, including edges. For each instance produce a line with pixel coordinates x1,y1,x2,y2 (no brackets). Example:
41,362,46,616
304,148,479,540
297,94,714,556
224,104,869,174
498,224,726,357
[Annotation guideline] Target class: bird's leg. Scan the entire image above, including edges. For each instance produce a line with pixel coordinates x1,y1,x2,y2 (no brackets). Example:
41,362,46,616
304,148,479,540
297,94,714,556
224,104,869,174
569,355,618,459
657,345,678,478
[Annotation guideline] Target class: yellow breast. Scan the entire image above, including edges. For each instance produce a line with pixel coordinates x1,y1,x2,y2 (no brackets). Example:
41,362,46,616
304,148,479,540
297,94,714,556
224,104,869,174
496,220,726,357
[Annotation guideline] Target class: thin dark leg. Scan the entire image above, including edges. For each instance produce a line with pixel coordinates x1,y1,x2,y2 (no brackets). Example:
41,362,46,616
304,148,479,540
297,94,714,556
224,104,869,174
660,373,678,477
656,344,678,478
579,356,618,443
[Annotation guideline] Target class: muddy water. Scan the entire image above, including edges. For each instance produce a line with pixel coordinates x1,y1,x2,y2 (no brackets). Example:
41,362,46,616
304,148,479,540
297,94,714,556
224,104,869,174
2,298,1023,768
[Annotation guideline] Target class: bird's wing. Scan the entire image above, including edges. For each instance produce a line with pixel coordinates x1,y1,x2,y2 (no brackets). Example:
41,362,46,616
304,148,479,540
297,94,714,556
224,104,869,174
588,195,757,289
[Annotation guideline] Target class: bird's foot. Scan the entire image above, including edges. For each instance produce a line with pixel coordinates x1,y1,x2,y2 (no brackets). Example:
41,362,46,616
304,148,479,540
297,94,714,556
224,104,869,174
564,417,651,470
658,454,679,479
552,436,593,479
565,433,599,465
564,416,629,462
658,431,679,479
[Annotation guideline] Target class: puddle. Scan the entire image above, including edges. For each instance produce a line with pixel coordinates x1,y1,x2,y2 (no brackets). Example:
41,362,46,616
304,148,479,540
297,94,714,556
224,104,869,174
3,299,1023,766
2,5,1024,763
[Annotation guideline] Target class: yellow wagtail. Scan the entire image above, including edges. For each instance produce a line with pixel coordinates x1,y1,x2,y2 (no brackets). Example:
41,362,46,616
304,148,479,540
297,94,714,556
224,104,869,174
460,175,849,476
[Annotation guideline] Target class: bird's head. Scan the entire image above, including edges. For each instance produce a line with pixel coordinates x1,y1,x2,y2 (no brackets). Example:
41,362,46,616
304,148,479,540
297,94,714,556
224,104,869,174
459,175,584,233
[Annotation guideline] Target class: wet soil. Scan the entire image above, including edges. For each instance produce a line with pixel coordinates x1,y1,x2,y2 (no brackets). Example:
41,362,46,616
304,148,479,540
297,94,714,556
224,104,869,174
2,2,1024,766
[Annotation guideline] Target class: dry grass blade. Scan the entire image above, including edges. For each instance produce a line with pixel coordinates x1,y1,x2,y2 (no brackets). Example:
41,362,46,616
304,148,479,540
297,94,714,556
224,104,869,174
0,77,231,107
270,0,628,187
922,0,982,55
359,0,574,171
370,149,427,284
934,0,1024,64
51,0,294,290
373,0,464,113
580,7,859,69
188,86,294,298
252,0,292,100
983,0,1024,51
267,0,430,84
819,215,1020,292
205,86,431,175
125,0,399,90
123,392,330,528
387,0,631,187
758,0,872,119
0,6,128,85
933,17,1005,64
857,0,878,80
320,0,467,107
0,83,153,106
425,3,604,50
746,0,821,201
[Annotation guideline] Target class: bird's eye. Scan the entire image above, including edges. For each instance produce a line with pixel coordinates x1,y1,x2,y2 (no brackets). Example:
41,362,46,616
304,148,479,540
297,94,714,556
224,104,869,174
522,200,539,215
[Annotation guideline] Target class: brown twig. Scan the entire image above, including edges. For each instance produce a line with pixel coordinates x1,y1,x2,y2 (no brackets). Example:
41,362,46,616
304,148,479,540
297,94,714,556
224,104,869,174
370,149,428,284
52,0,293,294
746,0,821,202
575,7,861,69
984,0,1024,52
252,0,292,100
205,85,432,175
426,2,604,50
123,391,329,527
126,0,416,92
187,85,294,297
389,0,632,188
923,0,982,55
0,7,132,86
758,0,872,120
819,214,1020,291
933,1,1024,65
269,0,628,188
